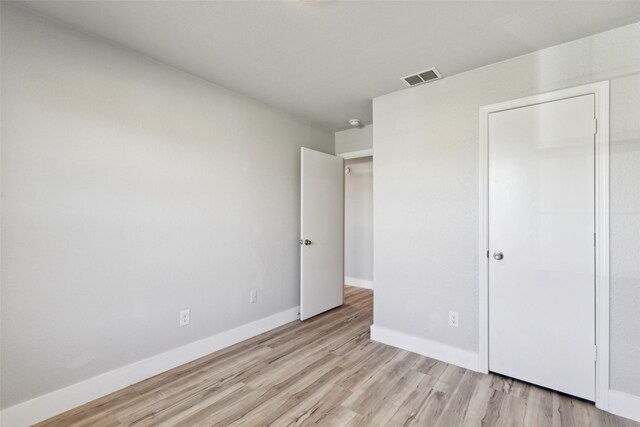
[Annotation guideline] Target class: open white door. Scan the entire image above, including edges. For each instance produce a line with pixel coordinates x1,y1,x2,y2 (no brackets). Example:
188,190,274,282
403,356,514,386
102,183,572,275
300,148,344,320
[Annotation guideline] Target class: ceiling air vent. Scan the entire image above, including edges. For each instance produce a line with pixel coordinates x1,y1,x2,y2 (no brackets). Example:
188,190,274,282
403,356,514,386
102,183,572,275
401,67,442,87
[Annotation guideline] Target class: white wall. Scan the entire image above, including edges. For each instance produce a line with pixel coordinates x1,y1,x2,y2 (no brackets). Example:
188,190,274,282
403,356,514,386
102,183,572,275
335,124,372,155
0,5,333,409
344,157,373,284
373,21,640,399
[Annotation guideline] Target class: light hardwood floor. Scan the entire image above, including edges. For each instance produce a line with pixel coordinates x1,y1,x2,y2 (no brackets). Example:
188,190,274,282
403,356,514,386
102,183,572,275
38,286,638,426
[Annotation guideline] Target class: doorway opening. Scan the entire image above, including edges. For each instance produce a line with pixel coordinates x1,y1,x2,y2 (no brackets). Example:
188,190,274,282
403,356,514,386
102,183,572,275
344,155,373,291
299,146,373,321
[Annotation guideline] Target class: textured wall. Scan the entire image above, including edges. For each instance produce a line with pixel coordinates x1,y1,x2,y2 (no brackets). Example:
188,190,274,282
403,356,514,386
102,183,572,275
335,124,373,154
1,6,333,407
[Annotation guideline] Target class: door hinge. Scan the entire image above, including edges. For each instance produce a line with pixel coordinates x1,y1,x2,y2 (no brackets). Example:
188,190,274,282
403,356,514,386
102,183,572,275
594,233,596,247
593,345,598,362
486,250,489,258
593,118,598,135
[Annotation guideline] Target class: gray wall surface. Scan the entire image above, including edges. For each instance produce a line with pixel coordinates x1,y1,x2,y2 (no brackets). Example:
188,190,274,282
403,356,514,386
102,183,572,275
373,22,640,396
0,5,333,408
335,124,373,155
345,157,373,282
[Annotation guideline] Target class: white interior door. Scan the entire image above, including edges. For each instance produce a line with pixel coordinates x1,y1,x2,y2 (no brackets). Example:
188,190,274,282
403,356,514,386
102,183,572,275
300,148,344,320
488,95,596,400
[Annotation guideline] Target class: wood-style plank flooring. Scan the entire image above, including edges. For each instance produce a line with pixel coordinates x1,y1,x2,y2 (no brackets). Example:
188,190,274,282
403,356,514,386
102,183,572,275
38,286,638,426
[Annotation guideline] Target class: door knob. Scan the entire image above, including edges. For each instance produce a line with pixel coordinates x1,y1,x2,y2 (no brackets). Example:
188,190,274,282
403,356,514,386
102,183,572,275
300,239,312,246
493,251,504,260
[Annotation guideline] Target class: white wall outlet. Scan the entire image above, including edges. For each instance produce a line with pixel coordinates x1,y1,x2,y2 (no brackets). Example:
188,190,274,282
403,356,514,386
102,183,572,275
448,311,459,327
179,309,190,326
250,290,258,304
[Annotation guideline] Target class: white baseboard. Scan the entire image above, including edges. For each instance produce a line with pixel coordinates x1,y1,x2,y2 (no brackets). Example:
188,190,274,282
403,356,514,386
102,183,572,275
1,306,300,427
345,276,373,290
609,389,640,422
370,324,479,372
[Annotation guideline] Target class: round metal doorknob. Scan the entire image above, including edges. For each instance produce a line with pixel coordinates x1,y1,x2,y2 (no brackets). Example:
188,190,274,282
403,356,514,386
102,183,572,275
493,251,504,260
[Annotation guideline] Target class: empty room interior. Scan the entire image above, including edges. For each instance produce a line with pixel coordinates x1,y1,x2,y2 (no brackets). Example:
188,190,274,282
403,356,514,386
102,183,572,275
2,1,640,426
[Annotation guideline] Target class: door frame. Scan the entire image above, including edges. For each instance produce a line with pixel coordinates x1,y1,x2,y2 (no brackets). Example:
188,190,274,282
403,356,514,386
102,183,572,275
337,148,373,160
478,81,610,410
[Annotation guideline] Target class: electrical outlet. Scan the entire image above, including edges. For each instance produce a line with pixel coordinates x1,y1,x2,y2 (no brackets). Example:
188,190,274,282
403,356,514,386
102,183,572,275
250,290,258,304
448,311,459,327
179,309,190,326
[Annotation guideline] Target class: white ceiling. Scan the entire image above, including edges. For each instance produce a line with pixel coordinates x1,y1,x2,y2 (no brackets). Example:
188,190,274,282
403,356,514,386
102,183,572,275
13,1,640,131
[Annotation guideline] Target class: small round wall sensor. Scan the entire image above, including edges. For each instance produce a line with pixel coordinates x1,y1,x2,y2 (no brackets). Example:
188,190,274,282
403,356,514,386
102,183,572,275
349,118,361,127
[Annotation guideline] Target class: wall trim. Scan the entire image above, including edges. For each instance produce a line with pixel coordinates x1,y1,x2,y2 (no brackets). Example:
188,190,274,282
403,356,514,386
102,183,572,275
609,390,640,423
0,306,300,427
478,81,611,410
345,276,373,289
337,148,373,159
370,324,479,372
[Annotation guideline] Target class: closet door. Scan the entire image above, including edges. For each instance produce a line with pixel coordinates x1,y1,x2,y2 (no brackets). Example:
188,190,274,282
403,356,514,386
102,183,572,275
488,95,596,400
